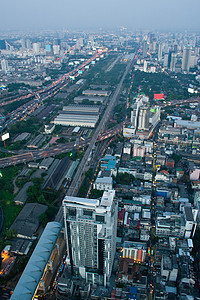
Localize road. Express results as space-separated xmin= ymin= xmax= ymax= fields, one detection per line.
xmin=158 ymin=96 xmax=200 ymax=109
xmin=0 ymin=123 xmax=123 ymax=168
xmin=105 ymin=54 xmax=122 ymax=73
xmin=1 ymin=49 xmax=108 ymax=131
xmin=67 ymin=59 xmax=132 ymax=196
xmin=55 ymin=59 xmax=133 ymax=223
xmin=148 ymin=122 xmax=160 ymax=297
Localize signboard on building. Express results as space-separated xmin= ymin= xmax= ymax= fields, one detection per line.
xmin=1 ymin=133 xmax=9 ymax=141
xmin=154 ymin=93 xmax=164 ymax=100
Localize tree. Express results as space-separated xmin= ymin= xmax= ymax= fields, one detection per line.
xmin=85 ymin=168 xmax=93 ymax=181
xmin=173 ymin=153 xmax=181 ymax=164
xmin=89 ymin=189 xmax=103 ymax=199
xmin=115 ymin=173 xmax=135 ymax=185
xmin=5 ymin=229 xmax=17 ymax=240
xmin=39 ymin=213 xmax=48 ymax=227
xmin=57 ymin=137 xmax=66 ymax=144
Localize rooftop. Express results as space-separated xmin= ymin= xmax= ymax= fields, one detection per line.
xmin=63 ymin=196 xmax=99 ymax=207
xmin=100 ymin=190 xmax=115 ymax=209
xmin=10 ymin=203 xmax=47 ymax=238
xmin=184 ymin=206 xmax=194 ymax=222
xmin=95 ymin=177 xmax=113 ymax=184
xmin=176 ymin=119 xmax=200 ymax=129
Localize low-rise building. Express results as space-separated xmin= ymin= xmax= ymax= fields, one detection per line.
xmin=93 ymin=176 xmax=113 ymax=191
xmin=122 ymin=241 xmax=147 ymax=263
xmin=123 ymin=143 xmax=131 ymax=155
xmin=161 ymin=255 xmax=178 ymax=282
xmin=39 ymin=157 xmax=54 ymax=170
xmin=44 ymin=124 xmax=55 ymax=134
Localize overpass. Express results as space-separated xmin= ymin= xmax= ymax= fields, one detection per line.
xmin=0 ymin=122 xmax=123 ymax=169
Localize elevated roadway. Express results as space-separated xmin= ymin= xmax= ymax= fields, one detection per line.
xmin=2 ymin=49 xmax=108 ymax=130
xmin=0 ymin=123 xmax=123 ymax=168
xmin=55 ymin=59 xmax=133 ymax=223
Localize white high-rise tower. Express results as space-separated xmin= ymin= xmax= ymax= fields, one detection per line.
xmin=1 ymin=59 xmax=9 ymax=73
xmin=138 ymin=106 xmax=150 ymax=130
xmin=63 ymin=190 xmax=118 ymax=286
xmin=32 ymin=42 xmax=40 ymax=54
xmin=182 ymin=46 xmax=192 ymax=72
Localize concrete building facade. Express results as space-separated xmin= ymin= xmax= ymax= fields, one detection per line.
xmin=63 ymin=190 xmax=118 ymax=286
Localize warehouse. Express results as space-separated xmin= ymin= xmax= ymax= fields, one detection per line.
xmin=27 ymin=134 xmax=46 ymax=149
xmin=74 ymin=96 xmax=105 ymax=104
xmin=10 ymin=203 xmax=47 ymax=239
xmin=63 ymin=105 xmax=100 ymax=113
xmin=14 ymin=132 xmax=31 ymax=142
xmin=54 ymin=114 xmax=99 ymax=127
xmin=14 ymin=182 xmax=33 ymax=205
xmin=54 ymin=105 xmax=100 ymax=128
xmin=82 ymin=89 xmax=109 ymax=97
xmin=43 ymin=157 xmax=72 ymax=191
xmin=39 ymin=157 xmax=54 ymax=170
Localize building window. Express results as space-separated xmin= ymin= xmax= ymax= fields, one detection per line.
xmin=96 ymin=215 xmax=105 ymax=223
xmin=83 ymin=209 xmax=93 ymax=216
xmin=68 ymin=208 xmax=76 ymax=216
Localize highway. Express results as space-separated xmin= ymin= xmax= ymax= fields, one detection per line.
xmin=158 ymin=96 xmax=200 ymax=109
xmin=55 ymin=58 xmax=133 ymax=223
xmin=1 ymin=48 xmax=108 ymax=130
xmin=0 ymin=123 xmax=123 ymax=168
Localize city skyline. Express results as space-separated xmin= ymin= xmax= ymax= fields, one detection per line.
xmin=1 ymin=1 xmax=200 ymax=297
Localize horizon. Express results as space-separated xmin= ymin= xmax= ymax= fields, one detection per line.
xmin=1 ymin=0 xmax=200 ymax=32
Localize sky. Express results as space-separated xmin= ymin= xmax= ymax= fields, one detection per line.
xmin=1 ymin=0 xmax=200 ymax=32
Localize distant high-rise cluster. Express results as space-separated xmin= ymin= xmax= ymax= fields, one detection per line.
xmin=124 ymin=95 xmax=160 ymax=139
xmin=140 ymin=32 xmax=199 ymax=73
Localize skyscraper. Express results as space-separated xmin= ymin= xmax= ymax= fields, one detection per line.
xmin=170 ymin=53 xmax=177 ymax=72
xmin=131 ymin=98 xmax=143 ymax=129
xmin=1 ymin=59 xmax=9 ymax=73
xmin=26 ymin=39 xmax=32 ymax=49
xmin=158 ymin=43 xmax=163 ymax=62
xmin=143 ymin=41 xmax=148 ymax=58
xmin=182 ymin=46 xmax=192 ymax=72
xmin=168 ymin=51 xmax=173 ymax=68
xmin=63 ymin=190 xmax=118 ymax=286
xmin=138 ymin=106 xmax=150 ymax=130
xmin=143 ymin=60 xmax=147 ymax=72
xmin=32 ymin=42 xmax=40 ymax=54
xmin=163 ymin=53 xmax=169 ymax=68
xmin=53 ymin=45 xmax=60 ymax=55
xmin=45 ymin=44 xmax=52 ymax=53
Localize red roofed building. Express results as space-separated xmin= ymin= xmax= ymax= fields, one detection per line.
xmin=118 ymin=208 xmax=125 ymax=225
xmin=166 ymin=159 xmax=175 ymax=168
xmin=118 ymin=257 xmax=139 ymax=282
xmin=160 ymin=170 xmax=169 ymax=175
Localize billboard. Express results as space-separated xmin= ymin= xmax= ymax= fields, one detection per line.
xmin=154 ymin=93 xmax=164 ymax=100
xmin=1 ymin=133 xmax=9 ymax=141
